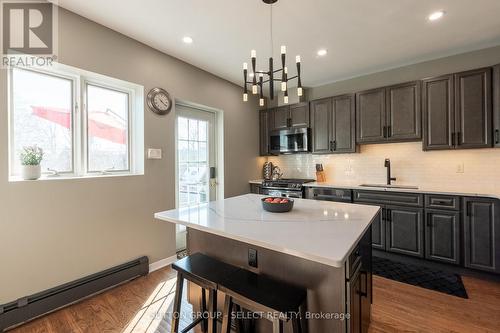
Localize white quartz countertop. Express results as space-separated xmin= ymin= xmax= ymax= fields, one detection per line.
xmin=249 ymin=180 xmax=500 ymax=200
xmin=155 ymin=194 xmax=379 ymax=268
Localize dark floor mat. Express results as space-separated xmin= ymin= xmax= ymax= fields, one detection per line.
xmin=372 ymin=256 xmax=468 ymax=298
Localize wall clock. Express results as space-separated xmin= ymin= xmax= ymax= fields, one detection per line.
xmin=147 ymin=87 xmax=172 ymax=115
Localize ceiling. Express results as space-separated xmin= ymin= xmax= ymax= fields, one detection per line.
xmin=55 ymin=0 xmax=500 ymax=88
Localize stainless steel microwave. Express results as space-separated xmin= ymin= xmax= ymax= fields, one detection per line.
xmin=269 ymin=127 xmax=311 ymax=154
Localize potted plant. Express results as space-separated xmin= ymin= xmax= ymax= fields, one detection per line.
xmin=20 ymin=145 xmax=44 ymax=180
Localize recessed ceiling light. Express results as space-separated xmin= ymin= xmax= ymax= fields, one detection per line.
xmin=317 ymin=49 xmax=327 ymax=57
xmin=182 ymin=36 xmax=193 ymax=44
xmin=428 ymin=11 xmax=445 ymax=21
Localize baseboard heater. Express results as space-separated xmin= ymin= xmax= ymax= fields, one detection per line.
xmin=0 ymin=256 xmax=149 ymax=332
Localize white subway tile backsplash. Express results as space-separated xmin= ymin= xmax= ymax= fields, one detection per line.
xmin=266 ymin=142 xmax=500 ymax=195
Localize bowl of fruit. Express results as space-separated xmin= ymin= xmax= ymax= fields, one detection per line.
xmin=261 ymin=197 xmax=294 ymax=213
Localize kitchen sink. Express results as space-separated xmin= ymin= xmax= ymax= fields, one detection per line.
xmin=359 ymin=184 xmax=419 ymax=190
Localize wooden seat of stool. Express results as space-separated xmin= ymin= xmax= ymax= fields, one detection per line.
xmin=171 ymin=253 xmax=240 ymax=333
xmin=219 ymin=268 xmax=307 ymax=333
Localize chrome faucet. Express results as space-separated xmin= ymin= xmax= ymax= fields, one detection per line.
xmin=384 ymin=159 xmax=397 ymax=185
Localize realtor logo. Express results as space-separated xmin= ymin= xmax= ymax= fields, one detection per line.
xmin=1 ymin=0 xmax=57 ymax=67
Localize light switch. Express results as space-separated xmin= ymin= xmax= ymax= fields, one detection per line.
xmin=147 ymin=148 xmax=162 ymax=159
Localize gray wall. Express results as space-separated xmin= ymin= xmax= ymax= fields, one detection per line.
xmin=0 ymin=8 xmax=261 ymax=303
xmin=309 ymin=45 xmax=500 ymax=99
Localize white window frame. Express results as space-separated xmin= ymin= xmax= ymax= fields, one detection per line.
xmin=8 ymin=63 xmax=144 ymax=181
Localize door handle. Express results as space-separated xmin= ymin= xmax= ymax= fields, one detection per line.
xmin=451 ymin=132 xmax=456 ymax=146
xmin=457 ymin=132 xmax=461 ymax=146
xmin=495 ymin=129 xmax=499 ymax=144
xmin=387 ymin=126 xmax=392 ymax=138
xmin=332 ymin=140 xmax=337 ymax=151
xmin=383 ymin=126 xmax=387 ymax=138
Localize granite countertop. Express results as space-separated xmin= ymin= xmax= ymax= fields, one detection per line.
xmin=249 ymin=180 xmax=500 ymax=200
xmin=155 ymin=194 xmax=380 ymax=268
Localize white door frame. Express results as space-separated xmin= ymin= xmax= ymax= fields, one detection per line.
xmin=174 ymin=100 xmax=224 ymax=209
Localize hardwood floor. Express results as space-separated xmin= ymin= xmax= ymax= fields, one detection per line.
xmin=7 ymin=268 xmax=500 ymax=333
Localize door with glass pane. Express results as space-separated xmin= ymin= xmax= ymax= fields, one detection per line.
xmin=176 ymin=104 xmax=217 ymax=205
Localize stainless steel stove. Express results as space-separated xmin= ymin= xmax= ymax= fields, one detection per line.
xmin=261 ymin=178 xmax=315 ymax=198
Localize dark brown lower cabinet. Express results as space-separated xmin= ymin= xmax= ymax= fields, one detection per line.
xmin=386 ymin=206 xmax=424 ymax=257
xmin=463 ymin=198 xmax=500 ymax=273
xmin=425 ymin=210 xmax=461 ymax=265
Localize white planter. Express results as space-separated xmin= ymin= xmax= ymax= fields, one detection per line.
xmin=21 ymin=164 xmax=41 ymax=180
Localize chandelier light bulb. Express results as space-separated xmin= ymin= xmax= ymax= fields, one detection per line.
xmin=281 ymin=81 xmax=287 ymax=92
xmin=259 ymin=98 xmax=265 ymax=106
xmin=297 ymin=87 xmax=303 ymax=97
xmin=295 ymin=55 xmax=301 ymax=63
xmin=251 ymin=50 xmax=256 ymax=58
xmin=281 ymin=45 xmax=286 ymax=54
xmin=284 ymin=66 xmax=288 ymax=74
xmin=243 ymin=62 xmax=248 ymax=70
xmin=252 ymin=85 xmax=258 ymax=94
xmin=243 ymin=93 xmax=248 ymax=102
xmin=284 ymin=95 xmax=289 ymax=104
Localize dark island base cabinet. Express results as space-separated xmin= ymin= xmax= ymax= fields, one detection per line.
xmin=464 ymin=198 xmax=500 ymax=273
xmin=425 ymin=210 xmax=461 ymax=265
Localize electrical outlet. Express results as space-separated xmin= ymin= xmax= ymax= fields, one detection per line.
xmin=248 ymin=248 xmax=258 ymax=268
xmin=456 ymin=162 xmax=465 ymax=173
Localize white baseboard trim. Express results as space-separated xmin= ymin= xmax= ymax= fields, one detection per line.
xmin=149 ymin=254 xmax=178 ymax=273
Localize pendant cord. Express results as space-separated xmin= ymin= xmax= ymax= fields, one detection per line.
xmin=270 ymin=4 xmax=273 ymax=58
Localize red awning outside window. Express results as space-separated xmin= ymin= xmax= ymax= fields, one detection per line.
xmin=31 ymin=106 xmax=127 ymax=145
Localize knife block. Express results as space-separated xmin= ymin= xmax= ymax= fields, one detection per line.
xmin=316 ymin=170 xmax=326 ymax=183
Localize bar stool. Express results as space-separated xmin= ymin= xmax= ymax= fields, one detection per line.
xmin=219 ymin=268 xmax=307 ymax=333
xmin=171 ymin=253 xmax=240 ymax=333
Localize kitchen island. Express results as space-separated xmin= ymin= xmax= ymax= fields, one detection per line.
xmin=155 ymin=194 xmax=380 ymax=332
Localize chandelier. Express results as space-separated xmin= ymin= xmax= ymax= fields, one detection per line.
xmin=242 ymin=0 xmax=303 ymax=106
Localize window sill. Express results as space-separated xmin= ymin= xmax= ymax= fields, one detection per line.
xmin=8 ymin=172 xmax=144 ymax=182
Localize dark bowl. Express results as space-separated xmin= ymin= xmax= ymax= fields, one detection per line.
xmin=261 ymin=197 xmax=294 ymax=213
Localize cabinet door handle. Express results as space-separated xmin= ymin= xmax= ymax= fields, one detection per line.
xmin=495 ymin=129 xmax=499 ymax=144
xmin=332 ymin=140 xmax=337 ymax=151
xmin=387 ymin=125 xmax=392 ymax=138
xmin=466 ymin=201 xmax=472 ymax=217
xmin=383 ymin=126 xmax=387 ymax=138
xmin=358 ymin=271 xmax=368 ymax=297
xmin=451 ymin=132 xmax=456 ymax=146
xmin=457 ymin=132 xmax=461 ymax=146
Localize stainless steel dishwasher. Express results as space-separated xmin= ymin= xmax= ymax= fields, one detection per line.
xmin=305 ymin=187 xmax=353 ymax=203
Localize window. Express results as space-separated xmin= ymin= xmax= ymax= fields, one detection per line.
xmin=9 ymin=64 xmax=144 ymax=180
xmin=11 ymin=68 xmax=74 ymax=175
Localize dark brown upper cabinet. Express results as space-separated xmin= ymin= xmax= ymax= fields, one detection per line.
xmin=423 ymin=68 xmax=492 ymax=150
xmin=259 ymin=109 xmax=273 ymax=156
xmin=311 ymin=95 xmax=356 ymax=154
xmin=311 ymin=98 xmax=332 ymax=154
xmin=332 ymin=94 xmax=356 ymax=153
xmin=454 ymin=68 xmax=492 ymax=148
xmin=422 ymin=75 xmax=455 ymax=150
xmin=356 ymin=81 xmax=421 ymax=144
xmin=356 ymin=88 xmax=386 ymax=143
xmin=272 ymin=106 xmax=290 ymax=130
xmin=386 ymin=81 xmax=421 ymax=141
xmin=270 ymin=103 xmax=309 ymax=130
xmin=493 ymin=64 xmax=500 ymax=147
xmin=289 ymin=102 xmax=310 ymax=128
